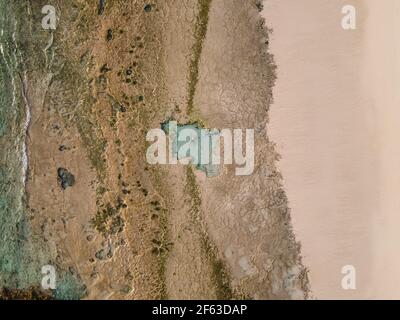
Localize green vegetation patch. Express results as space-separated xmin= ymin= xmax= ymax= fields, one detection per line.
xmin=187 ymin=0 xmax=212 ymax=116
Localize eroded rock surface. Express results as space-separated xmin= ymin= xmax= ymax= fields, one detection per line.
xmin=0 ymin=0 xmax=309 ymax=299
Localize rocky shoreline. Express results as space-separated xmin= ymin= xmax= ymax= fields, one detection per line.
xmin=0 ymin=0 xmax=309 ymax=300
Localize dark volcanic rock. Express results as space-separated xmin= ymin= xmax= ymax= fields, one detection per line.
xmin=58 ymin=145 xmax=67 ymax=151
xmin=57 ymin=168 xmax=75 ymax=189
xmin=106 ymin=29 xmax=113 ymax=41
xmin=98 ymin=0 xmax=106 ymax=15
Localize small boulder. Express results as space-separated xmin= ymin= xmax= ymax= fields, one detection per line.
xmin=57 ymin=168 xmax=75 ymax=189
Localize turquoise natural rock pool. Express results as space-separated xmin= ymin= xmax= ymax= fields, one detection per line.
xmin=161 ymin=120 xmax=220 ymax=177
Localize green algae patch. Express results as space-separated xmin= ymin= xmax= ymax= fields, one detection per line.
xmin=53 ymin=271 xmax=87 ymax=300
xmin=91 ymin=201 xmax=126 ymax=237
xmin=153 ymin=208 xmax=170 ymax=300
xmin=185 ymin=167 xmax=234 ymax=299
xmin=187 ymin=0 xmax=212 ymax=116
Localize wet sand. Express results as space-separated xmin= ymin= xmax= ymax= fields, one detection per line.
xmin=263 ymin=0 xmax=400 ymax=299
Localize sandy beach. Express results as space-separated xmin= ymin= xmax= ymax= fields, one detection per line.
xmin=4 ymin=0 xmax=399 ymax=300
xmin=364 ymin=0 xmax=400 ymax=300
xmin=263 ymin=0 xmax=400 ymax=299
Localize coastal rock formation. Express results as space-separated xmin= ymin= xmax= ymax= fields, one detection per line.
xmin=0 ymin=0 xmax=309 ymax=299
xmin=57 ymin=168 xmax=75 ymax=190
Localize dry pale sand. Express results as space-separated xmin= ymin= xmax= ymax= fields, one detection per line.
xmin=364 ymin=0 xmax=400 ymax=300
xmin=263 ymin=0 xmax=400 ymax=299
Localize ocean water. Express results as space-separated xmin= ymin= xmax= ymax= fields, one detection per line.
xmin=0 ymin=2 xmax=85 ymax=298
xmin=0 ymin=0 xmax=31 ymax=288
